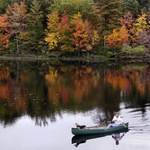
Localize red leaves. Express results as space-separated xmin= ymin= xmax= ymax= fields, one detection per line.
xmin=58 ymin=13 xmax=71 ymax=32
xmin=121 ymin=11 xmax=134 ymax=29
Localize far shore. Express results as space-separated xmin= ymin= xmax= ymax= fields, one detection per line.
xmin=0 ymin=55 xmax=150 ymax=62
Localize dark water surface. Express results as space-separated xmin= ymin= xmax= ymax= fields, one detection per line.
xmin=0 ymin=60 xmax=149 ymax=150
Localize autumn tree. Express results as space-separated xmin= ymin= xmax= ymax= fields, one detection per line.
xmin=121 ymin=11 xmax=134 ymax=30
xmin=45 ymin=10 xmax=59 ymax=51
xmin=137 ymin=30 xmax=150 ymax=46
xmin=58 ymin=13 xmax=74 ymax=53
xmin=0 ymin=14 xmax=9 ymax=52
xmin=134 ymin=13 xmax=148 ymax=35
xmin=121 ymin=11 xmax=135 ymax=44
xmin=128 ymin=12 xmax=149 ymax=45
xmin=129 ymin=23 xmax=137 ymax=44
xmin=6 ymin=0 xmax=27 ymax=54
xmin=22 ymin=0 xmax=44 ymax=54
xmin=105 ymin=25 xmax=129 ymax=51
xmin=71 ymin=13 xmax=93 ymax=57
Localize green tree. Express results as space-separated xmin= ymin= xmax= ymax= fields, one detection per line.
xmin=96 ymin=0 xmax=123 ymax=47
xmin=136 ymin=0 xmax=150 ymax=12
xmin=47 ymin=0 xmax=99 ymax=27
xmin=22 ymin=0 xmax=44 ymax=54
xmin=126 ymin=0 xmax=140 ymax=19
xmin=0 ymin=0 xmax=11 ymax=15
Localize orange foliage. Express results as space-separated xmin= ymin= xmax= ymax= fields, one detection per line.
xmin=72 ymin=17 xmax=92 ymax=52
xmin=104 ymin=66 xmax=150 ymax=96
xmin=104 ymin=70 xmax=132 ymax=95
xmin=0 ymin=14 xmax=9 ymax=51
xmin=59 ymin=86 xmax=70 ymax=105
xmin=45 ymin=66 xmax=99 ymax=105
xmin=0 ymin=64 xmax=28 ymax=112
xmin=105 ymin=25 xmax=129 ymax=49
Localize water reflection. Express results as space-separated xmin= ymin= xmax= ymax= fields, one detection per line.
xmin=0 ymin=61 xmax=149 ymax=128
xmin=112 ymin=131 xmax=128 ymax=145
xmin=72 ymin=129 xmax=129 ymax=147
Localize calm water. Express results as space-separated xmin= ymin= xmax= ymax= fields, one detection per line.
xmin=0 ymin=60 xmax=150 ymax=150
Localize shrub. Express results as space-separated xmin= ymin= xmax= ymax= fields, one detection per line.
xmin=121 ymin=45 xmax=149 ymax=56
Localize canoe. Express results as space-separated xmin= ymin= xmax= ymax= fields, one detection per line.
xmin=72 ymin=128 xmax=129 ymax=144
xmin=71 ymin=123 xmax=129 ymax=135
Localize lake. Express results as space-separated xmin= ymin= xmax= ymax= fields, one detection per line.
xmin=0 ymin=60 xmax=149 ymax=150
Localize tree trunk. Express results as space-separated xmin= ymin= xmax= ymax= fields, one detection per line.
xmin=104 ymin=38 xmax=106 ymax=48
xmin=15 ymin=16 xmax=19 ymax=54
xmin=78 ymin=49 xmax=80 ymax=57
xmin=113 ymin=47 xmax=115 ymax=53
xmin=16 ymin=35 xmax=19 ymax=54
xmin=86 ymin=50 xmax=89 ymax=57
xmin=104 ymin=36 xmax=106 ymax=56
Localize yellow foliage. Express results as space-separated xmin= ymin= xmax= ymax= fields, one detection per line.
xmin=129 ymin=24 xmax=137 ymax=43
xmin=72 ymin=12 xmax=82 ymax=20
xmin=135 ymin=13 xmax=148 ymax=35
xmin=86 ymin=45 xmax=92 ymax=50
xmin=45 ymin=33 xmax=59 ymax=50
xmin=81 ymin=49 xmax=86 ymax=52
xmin=105 ymin=25 xmax=129 ymax=48
xmin=45 ymin=10 xmax=60 ymax=50
xmin=92 ymin=30 xmax=100 ymax=45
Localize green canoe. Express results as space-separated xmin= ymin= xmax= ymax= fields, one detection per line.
xmin=72 ymin=123 xmax=129 ymax=135
xmin=72 ymin=128 xmax=129 ymax=144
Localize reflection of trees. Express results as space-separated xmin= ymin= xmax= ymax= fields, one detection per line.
xmin=45 ymin=64 xmax=121 ymax=126
xmin=45 ymin=65 xmax=100 ymax=105
xmin=0 ymin=61 xmax=150 ymax=127
xmin=0 ymin=62 xmax=26 ymax=126
xmin=104 ymin=65 xmax=150 ymax=115
xmin=93 ymin=78 xmax=121 ymax=125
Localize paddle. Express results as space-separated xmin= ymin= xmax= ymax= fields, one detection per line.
xmin=122 ymin=123 xmax=127 ymax=128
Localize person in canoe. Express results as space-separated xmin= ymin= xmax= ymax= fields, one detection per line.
xmin=106 ymin=112 xmax=127 ymax=129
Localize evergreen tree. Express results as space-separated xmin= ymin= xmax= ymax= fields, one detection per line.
xmin=126 ymin=0 xmax=140 ymax=19
xmin=0 ymin=0 xmax=11 ymax=15
xmin=47 ymin=0 xmax=99 ymax=25
xmin=136 ymin=0 xmax=150 ymax=12
xmin=96 ymin=0 xmax=123 ymax=47
xmin=22 ymin=0 xmax=44 ymax=54
xmin=97 ymin=0 xmax=123 ymax=34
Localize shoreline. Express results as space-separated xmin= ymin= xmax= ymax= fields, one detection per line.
xmin=0 ymin=55 xmax=150 ymax=62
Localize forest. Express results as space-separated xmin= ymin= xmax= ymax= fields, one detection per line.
xmin=0 ymin=0 xmax=150 ymax=58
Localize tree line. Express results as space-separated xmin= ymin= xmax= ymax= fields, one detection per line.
xmin=0 ymin=0 xmax=150 ymax=58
